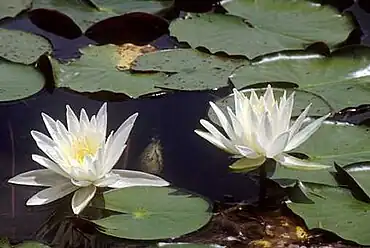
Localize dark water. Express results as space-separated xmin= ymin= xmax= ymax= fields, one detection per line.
xmin=1 ymin=0 xmax=370 ymax=245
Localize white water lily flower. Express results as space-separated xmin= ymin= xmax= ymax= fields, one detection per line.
xmin=195 ymin=85 xmax=331 ymax=171
xmin=8 ymin=103 xmax=169 ymax=214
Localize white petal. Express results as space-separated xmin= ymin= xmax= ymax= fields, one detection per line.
xmin=82 ymin=155 xmax=97 ymax=179
xmin=209 ymin=102 xmax=236 ymax=140
xmin=41 ymin=113 xmax=59 ymax=142
xmin=279 ymin=91 xmax=294 ymax=132
xmin=71 ymin=179 xmax=92 ymax=187
xmin=235 ymin=145 xmax=258 ymax=158
xmin=32 ymin=154 xmax=69 ymax=177
xmin=266 ymin=131 xmax=290 ymax=158
xmin=79 ymin=108 xmax=90 ymax=131
xmin=31 ymin=130 xmax=55 ymax=149
xmin=258 ymin=112 xmax=273 ymax=148
xmin=102 ymin=144 xmax=126 ymax=175
xmin=108 ymin=169 xmax=169 ymax=188
xmin=26 ymin=182 xmax=78 ymax=206
xmin=90 ymin=115 xmax=97 ymax=128
xmin=103 ymin=113 xmax=138 ymax=174
xmin=194 ymin=130 xmax=232 ymax=152
xmin=263 ymin=84 xmax=275 ymax=108
xmin=71 ymin=185 xmax=96 ymax=214
xmin=289 ymin=103 xmax=311 ymax=137
xmin=233 ymin=88 xmax=245 ymax=118
xmin=96 ymin=103 xmax=107 ymax=138
xmin=31 ymin=131 xmax=65 ymax=166
xmin=275 ymin=153 xmax=331 ymax=170
xmin=285 ymin=113 xmax=330 ymax=151
xmin=66 ymin=105 xmax=80 ymax=134
xmin=8 ymin=169 xmax=69 ymax=187
xmin=199 ymin=119 xmax=237 ymax=153
xmin=249 ymin=103 xmax=260 ymax=132
xmin=94 ymin=173 xmax=120 ymax=187
xmin=249 ymin=90 xmax=259 ymax=108
xmin=227 ymin=107 xmax=242 ymax=135
xmin=55 ymin=120 xmax=71 ymax=146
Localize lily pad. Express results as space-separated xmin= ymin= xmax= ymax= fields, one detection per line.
xmin=338 ymin=163 xmax=370 ymax=200
xmin=0 ymin=237 xmax=50 ymax=248
xmin=288 ymin=183 xmax=370 ymax=245
xmin=51 ymin=44 xmax=168 ymax=98
xmin=170 ymin=0 xmax=352 ymax=58
xmin=133 ymin=48 xmax=248 ymax=90
xmin=91 ymin=186 xmax=212 ymax=240
xmin=230 ymin=47 xmax=370 ymax=112
xmin=0 ymin=59 xmax=45 ymax=102
xmin=32 ymin=0 xmax=173 ymax=31
xmin=0 ymin=29 xmax=52 ymax=64
xmin=87 ymin=0 xmax=173 ymax=13
xmin=272 ymin=121 xmax=370 ymax=186
xmin=0 ymin=0 xmax=31 ymax=20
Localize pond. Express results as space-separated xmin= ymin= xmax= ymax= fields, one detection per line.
xmin=1 ymin=0 xmax=370 ymax=247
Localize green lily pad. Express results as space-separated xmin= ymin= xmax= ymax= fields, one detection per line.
xmin=133 ymin=48 xmax=248 ymax=90
xmin=51 ymin=44 xmax=169 ymax=98
xmin=338 ymin=163 xmax=370 ymax=201
xmin=0 ymin=237 xmax=50 ymax=248
xmin=32 ymin=0 xmax=172 ymax=31
xmin=0 ymin=29 xmax=52 ymax=64
xmin=272 ymin=121 xmax=370 ymax=186
xmin=0 ymin=59 xmax=45 ymax=102
xmin=230 ymin=47 xmax=370 ymax=112
xmin=87 ymin=0 xmax=173 ymax=13
xmin=91 ymin=186 xmax=212 ymax=240
xmin=170 ymin=0 xmax=352 ymax=58
xmin=0 ymin=0 xmax=31 ymax=20
xmin=288 ymin=183 xmax=370 ymax=245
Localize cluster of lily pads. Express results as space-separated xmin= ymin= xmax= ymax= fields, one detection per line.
xmin=2 ymin=0 xmax=370 ymax=247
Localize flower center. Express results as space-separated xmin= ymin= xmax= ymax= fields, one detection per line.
xmin=71 ymin=136 xmax=100 ymax=164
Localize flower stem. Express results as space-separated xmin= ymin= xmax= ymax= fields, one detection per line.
xmin=259 ymin=161 xmax=267 ymax=207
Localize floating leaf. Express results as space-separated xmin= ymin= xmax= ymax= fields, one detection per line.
xmin=230 ymin=47 xmax=370 ymax=112
xmin=28 ymin=9 xmax=83 ymax=39
xmin=272 ymin=121 xmax=370 ymax=186
xmin=14 ymin=242 xmax=50 ymax=248
xmin=0 ymin=59 xmax=45 ymax=102
xmin=170 ymin=0 xmax=352 ymax=58
xmin=0 ymin=0 xmax=31 ymax=20
xmin=87 ymin=0 xmax=173 ymax=14
xmin=32 ymin=0 xmax=172 ymax=31
xmin=91 ymin=186 xmax=212 ymax=240
xmin=51 ymin=45 xmax=168 ymax=98
xmin=338 ymin=163 xmax=370 ymax=201
xmin=85 ymin=13 xmax=169 ymax=45
xmin=0 ymin=238 xmax=50 ymax=248
xmin=133 ymin=48 xmax=248 ymax=90
xmin=0 ymin=29 xmax=52 ymax=64
xmin=288 ymin=183 xmax=370 ymax=245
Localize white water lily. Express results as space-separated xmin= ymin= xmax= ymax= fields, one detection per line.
xmin=195 ymin=85 xmax=331 ymax=171
xmin=8 ymin=103 xmax=169 ymax=214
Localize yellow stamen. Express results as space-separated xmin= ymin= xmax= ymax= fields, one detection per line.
xmin=71 ymin=136 xmax=99 ymax=164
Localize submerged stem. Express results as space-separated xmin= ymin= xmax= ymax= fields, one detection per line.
xmin=259 ymin=161 xmax=267 ymax=207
